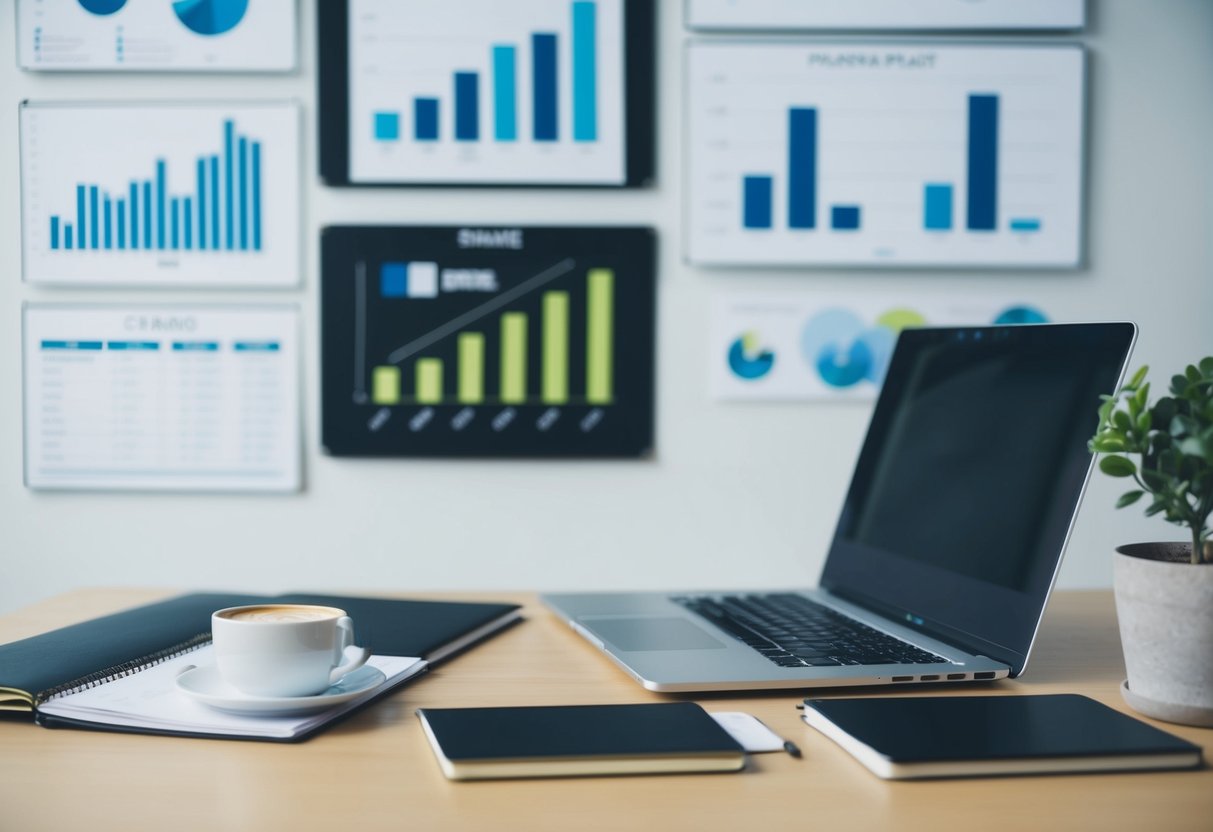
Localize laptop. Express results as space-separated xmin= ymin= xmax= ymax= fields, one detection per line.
xmin=543 ymin=322 xmax=1137 ymax=692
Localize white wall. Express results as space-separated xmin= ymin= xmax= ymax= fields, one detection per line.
xmin=2 ymin=1 xmax=1211 ymax=614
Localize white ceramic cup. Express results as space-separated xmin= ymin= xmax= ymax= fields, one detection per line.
xmin=211 ymin=604 xmax=372 ymax=698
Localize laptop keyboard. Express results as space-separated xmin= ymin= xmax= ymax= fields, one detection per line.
xmin=673 ymin=593 xmax=950 ymax=668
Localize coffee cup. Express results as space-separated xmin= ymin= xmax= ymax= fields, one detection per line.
xmin=211 ymin=604 xmax=372 ymax=698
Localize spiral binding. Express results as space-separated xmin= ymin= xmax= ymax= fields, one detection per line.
xmin=37 ymin=632 xmax=212 ymax=705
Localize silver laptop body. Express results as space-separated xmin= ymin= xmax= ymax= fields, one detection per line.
xmin=544 ymin=323 xmax=1137 ymax=692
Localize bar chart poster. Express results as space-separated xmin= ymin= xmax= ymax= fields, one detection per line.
xmin=17 ymin=0 xmax=298 ymax=71
xmin=711 ymin=293 xmax=1051 ymax=401
xmin=685 ymin=0 xmax=1084 ymax=31
xmin=321 ymin=0 xmax=655 ymax=186
xmin=23 ymin=304 xmax=301 ymax=492
xmin=686 ymin=43 xmax=1084 ymax=268
xmin=20 ymin=101 xmax=300 ymax=287
xmin=321 ymin=226 xmax=655 ymax=457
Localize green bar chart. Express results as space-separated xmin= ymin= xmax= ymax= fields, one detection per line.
xmin=321 ymin=226 xmax=655 ymax=457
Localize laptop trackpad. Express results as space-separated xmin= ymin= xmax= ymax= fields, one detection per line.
xmin=581 ymin=617 xmax=726 ymax=651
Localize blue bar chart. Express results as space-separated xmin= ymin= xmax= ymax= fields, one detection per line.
xmin=688 ymin=43 xmax=1084 ymax=267
xmin=347 ymin=0 xmax=626 ymax=185
xmin=20 ymin=101 xmax=300 ymax=286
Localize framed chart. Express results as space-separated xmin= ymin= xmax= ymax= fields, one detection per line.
xmin=318 ymin=0 xmax=655 ymax=187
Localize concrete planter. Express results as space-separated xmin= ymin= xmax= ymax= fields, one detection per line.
xmin=1114 ymin=543 xmax=1213 ymax=727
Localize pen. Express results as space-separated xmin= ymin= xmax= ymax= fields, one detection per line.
xmin=783 ymin=739 xmax=802 ymax=758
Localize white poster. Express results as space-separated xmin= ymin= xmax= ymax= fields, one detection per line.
xmin=21 ymin=101 xmax=301 ymax=288
xmin=24 ymin=305 xmax=302 ymax=492
xmin=685 ymin=0 xmax=1084 ymax=32
xmin=686 ymin=42 xmax=1084 ymax=268
xmin=712 ymin=294 xmax=1051 ymax=401
xmin=17 ymin=0 xmax=298 ymax=71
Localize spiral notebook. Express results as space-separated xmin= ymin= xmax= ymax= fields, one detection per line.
xmin=0 ymin=591 xmax=521 ymax=741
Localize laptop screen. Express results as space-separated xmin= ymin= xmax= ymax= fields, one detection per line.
xmin=820 ymin=323 xmax=1136 ymax=674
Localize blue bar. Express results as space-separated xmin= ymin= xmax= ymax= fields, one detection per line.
xmin=966 ymin=94 xmax=998 ymax=231
xmin=381 ymin=263 xmax=408 ymax=298
xmin=171 ymin=197 xmax=180 ymax=250
xmin=156 ymin=160 xmax=166 ymax=250
xmin=129 ymin=182 xmax=139 ymax=249
xmin=107 ymin=341 xmax=160 ymax=351
xmin=924 ymin=183 xmax=953 ymax=230
xmin=197 ymin=158 xmax=206 ymax=251
xmin=414 ymin=98 xmax=439 ymax=141
xmin=373 ymin=111 xmax=399 ymax=141
xmin=1009 ymin=218 xmax=1042 ymax=232
xmin=234 ymin=341 xmax=281 ymax=352
xmin=42 ymin=340 xmax=102 ymax=351
xmin=65 ymin=224 xmax=73 ymax=250
xmin=89 ymin=185 xmax=99 ymax=249
xmin=239 ymin=136 xmax=249 ymax=250
xmin=143 ymin=181 xmax=152 ymax=251
xmin=116 ymin=198 xmax=125 ymax=249
xmin=455 ymin=72 xmax=479 ymax=141
xmin=209 ymin=156 xmax=220 ymax=250
xmin=103 ymin=196 xmax=112 ymax=249
xmin=183 ymin=197 xmax=192 ymax=250
xmin=788 ymin=107 xmax=817 ymax=229
xmin=572 ymin=2 xmax=596 ymax=141
xmin=50 ymin=216 xmax=60 ymax=250
xmin=493 ymin=46 xmax=517 ymax=141
xmin=532 ymin=33 xmax=557 ymax=141
xmin=172 ymin=341 xmax=220 ymax=351
xmin=831 ymin=205 xmax=861 ymax=230
xmin=252 ymin=142 xmax=261 ymax=251
xmin=224 ymin=119 xmax=234 ymax=250
xmin=743 ymin=176 xmax=773 ymax=229
xmin=76 ymin=185 xmax=86 ymax=244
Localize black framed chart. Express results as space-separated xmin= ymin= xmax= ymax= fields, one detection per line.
xmin=321 ymin=226 xmax=656 ymax=457
xmin=317 ymin=0 xmax=655 ymax=188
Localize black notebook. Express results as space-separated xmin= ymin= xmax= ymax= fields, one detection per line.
xmin=0 ymin=591 xmax=521 ymax=741
xmin=802 ymin=694 xmax=1202 ymax=779
xmin=417 ymin=702 xmax=747 ymax=780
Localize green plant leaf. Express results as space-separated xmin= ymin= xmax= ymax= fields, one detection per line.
xmin=1187 ymin=365 xmax=1202 ymax=384
xmin=1152 ymin=397 xmax=1177 ymax=425
xmin=1113 ymin=410 xmax=1132 ymax=431
xmin=1128 ymin=365 xmax=1149 ymax=388
xmin=1099 ymin=456 xmax=1137 ymax=478
xmin=1116 ymin=490 xmax=1145 ymax=508
xmin=1172 ymin=375 xmax=1189 ymax=395
xmin=1136 ymin=411 xmax=1152 ymax=432
xmin=1200 ymin=357 xmax=1213 ymax=378
xmin=1091 ymin=436 xmax=1127 ymax=453
xmin=1179 ymin=437 xmax=1206 ymax=459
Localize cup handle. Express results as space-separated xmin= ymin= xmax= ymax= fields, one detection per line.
xmin=329 ymin=616 xmax=371 ymax=685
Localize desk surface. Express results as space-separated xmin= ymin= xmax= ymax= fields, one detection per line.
xmin=1 ymin=588 xmax=1210 ymax=832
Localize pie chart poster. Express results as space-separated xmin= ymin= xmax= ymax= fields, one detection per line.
xmin=321 ymin=226 xmax=656 ymax=457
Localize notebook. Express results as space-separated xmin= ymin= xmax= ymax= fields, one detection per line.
xmin=416 ymin=702 xmax=747 ymax=780
xmin=0 ymin=591 xmax=521 ymax=741
xmin=543 ymin=323 xmax=1138 ymax=692
xmin=801 ymin=694 xmax=1203 ymax=779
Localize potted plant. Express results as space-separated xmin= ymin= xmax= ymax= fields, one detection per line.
xmin=1089 ymin=358 xmax=1213 ymax=727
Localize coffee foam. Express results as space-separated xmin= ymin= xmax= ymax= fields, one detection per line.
xmin=219 ymin=605 xmax=338 ymax=623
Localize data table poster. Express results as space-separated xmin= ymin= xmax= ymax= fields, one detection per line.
xmin=23 ymin=305 xmax=302 ymax=492
xmin=20 ymin=101 xmax=301 ymax=287
xmin=685 ymin=42 xmax=1084 ymax=268
xmin=318 ymin=0 xmax=655 ymax=187
xmin=321 ymin=226 xmax=656 ymax=457
xmin=17 ymin=0 xmax=298 ymax=72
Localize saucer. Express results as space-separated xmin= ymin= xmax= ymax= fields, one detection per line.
xmin=175 ymin=664 xmax=386 ymax=716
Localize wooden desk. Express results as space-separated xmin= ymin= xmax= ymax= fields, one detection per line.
xmin=1 ymin=589 xmax=1209 ymax=832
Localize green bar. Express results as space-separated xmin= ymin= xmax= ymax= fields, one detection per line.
xmin=458 ymin=333 xmax=485 ymax=404
xmin=416 ymin=358 xmax=443 ymax=404
xmin=586 ymin=268 xmax=614 ymax=404
xmin=500 ymin=312 xmax=527 ymax=404
xmin=371 ymin=366 xmax=401 ymax=405
xmin=542 ymin=291 xmax=569 ymax=404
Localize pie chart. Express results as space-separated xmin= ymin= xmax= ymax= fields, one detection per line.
xmin=173 ymin=0 xmax=249 ymax=36
xmin=727 ymin=332 xmax=775 ymax=380
xmin=993 ymin=305 xmax=1049 ymax=325
xmin=78 ymin=0 xmax=127 ymax=14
